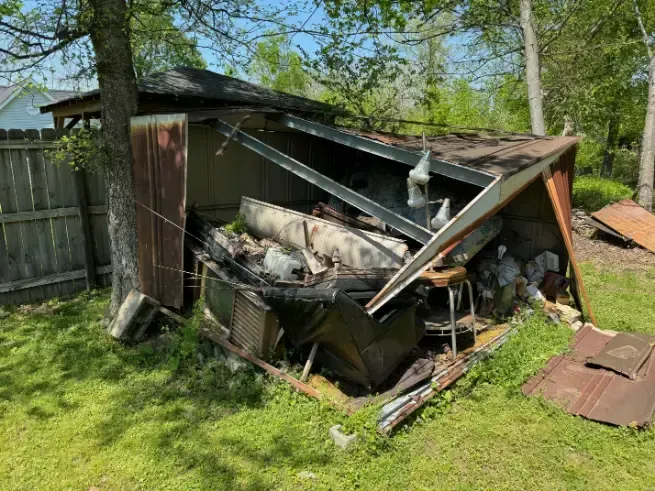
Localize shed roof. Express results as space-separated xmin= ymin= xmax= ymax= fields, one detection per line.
xmin=40 ymin=67 xmax=340 ymax=116
xmin=343 ymin=128 xmax=580 ymax=178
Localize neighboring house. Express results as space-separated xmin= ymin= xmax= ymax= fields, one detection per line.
xmin=0 ymin=82 xmax=78 ymax=129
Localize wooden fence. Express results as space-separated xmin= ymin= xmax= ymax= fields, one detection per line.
xmin=0 ymin=128 xmax=111 ymax=305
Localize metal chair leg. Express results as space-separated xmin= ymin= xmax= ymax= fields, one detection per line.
xmin=456 ymin=283 xmax=464 ymax=310
xmin=448 ymin=286 xmax=457 ymax=358
xmin=465 ymin=279 xmax=476 ymax=344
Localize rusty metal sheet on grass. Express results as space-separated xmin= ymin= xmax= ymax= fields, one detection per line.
xmin=522 ymin=326 xmax=655 ymax=427
xmin=589 ymin=332 xmax=655 ymax=380
xmin=592 ymin=200 xmax=655 ymax=253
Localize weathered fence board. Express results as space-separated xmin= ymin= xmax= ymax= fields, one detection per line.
xmin=0 ymin=129 xmax=112 ymax=304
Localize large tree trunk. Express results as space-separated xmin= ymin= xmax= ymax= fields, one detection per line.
xmin=601 ymin=115 xmax=619 ymax=178
xmin=520 ymin=0 xmax=546 ymax=136
xmin=89 ymin=0 xmax=140 ymax=316
xmin=637 ymin=59 xmax=655 ymax=211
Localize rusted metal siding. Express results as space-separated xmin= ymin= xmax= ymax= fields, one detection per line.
xmin=131 ymin=113 xmax=188 ymax=309
xmin=592 ymin=200 xmax=655 ymax=253
xmin=542 ymin=148 xmax=596 ymax=323
xmin=186 ymin=124 xmax=332 ymax=222
xmin=523 ymin=324 xmax=655 ymax=427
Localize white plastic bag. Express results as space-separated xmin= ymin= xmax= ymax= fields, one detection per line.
xmin=407 ymin=179 xmax=426 ymax=208
xmin=431 ymin=198 xmax=451 ymax=229
xmin=408 ymin=150 xmax=431 ymax=185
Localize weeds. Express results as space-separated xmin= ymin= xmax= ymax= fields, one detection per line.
xmin=572 ymin=176 xmax=633 ymax=212
xmin=225 ymin=213 xmax=248 ymax=235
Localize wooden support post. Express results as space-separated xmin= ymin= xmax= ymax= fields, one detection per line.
xmin=65 ymin=116 xmax=81 ymax=129
xmin=73 ymin=170 xmax=97 ymax=290
xmin=301 ymin=342 xmax=319 ymax=382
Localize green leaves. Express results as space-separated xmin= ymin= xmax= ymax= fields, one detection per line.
xmin=45 ymin=128 xmax=107 ymax=173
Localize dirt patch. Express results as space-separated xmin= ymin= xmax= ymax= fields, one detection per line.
xmin=572 ymin=209 xmax=655 ymax=271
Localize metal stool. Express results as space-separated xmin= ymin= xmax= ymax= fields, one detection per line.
xmin=419 ymin=266 xmax=476 ymax=357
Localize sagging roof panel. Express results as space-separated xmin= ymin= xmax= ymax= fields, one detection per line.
xmin=343 ymin=128 xmax=580 ymax=177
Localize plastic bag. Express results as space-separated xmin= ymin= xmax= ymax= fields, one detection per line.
xmin=431 ymin=198 xmax=451 ymax=229
xmin=407 ymin=179 xmax=426 ymax=208
xmin=408 ymin=150 xmax=431 ymax=185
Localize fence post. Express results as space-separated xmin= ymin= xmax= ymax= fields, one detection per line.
xmin=74 ymin=169 xmax=97 ymax=290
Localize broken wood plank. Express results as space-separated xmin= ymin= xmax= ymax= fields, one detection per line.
xmin=158 ymin=306 xmax=185 ymax=324
xmin=200 ymin=328 xmax=322 ymax=399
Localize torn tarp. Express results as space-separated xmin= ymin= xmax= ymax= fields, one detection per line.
xmin=260 ymin=288 xmax=423 ymax=389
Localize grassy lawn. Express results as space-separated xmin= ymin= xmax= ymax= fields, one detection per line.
xmin=1 ymin=262 xmax=655 ymax=490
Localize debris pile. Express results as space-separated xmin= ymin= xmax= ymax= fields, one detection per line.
xmin=474 ymin=248 xmax=577 ymax=320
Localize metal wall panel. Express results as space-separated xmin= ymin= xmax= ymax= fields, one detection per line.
xmin=498 ymin=178 xmax=567 ymax=264
xmin=132 ymin=113 xmax=188 ymax=309
xmin=186 ymin=124 xmax=330 ymax=222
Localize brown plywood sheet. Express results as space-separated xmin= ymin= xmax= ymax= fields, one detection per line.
xmin=589 ymin=332 xmax=655 ymax=379
xmin=592 ymin=200 xmax=655 ymax=253
xmin=522 ymin=326 xmax=655 ymax=427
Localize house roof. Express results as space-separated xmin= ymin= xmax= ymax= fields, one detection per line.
xmin=0 ymin=82 xmax=79 ymax=111
xmin=40 ymin=67 xmax=342 ymax=115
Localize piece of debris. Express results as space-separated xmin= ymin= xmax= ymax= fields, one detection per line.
xmin=591 ymin=200 xmax=655 ymax=253
xmin=240 ymin=197 xmax=409 ymax=270
xmin=297 ymin=471 xmax=318 ymax=480
xmin=108 ymin=289 xmax=161 ymax=341
xmin=588 ymin=332 xmax=654 ymax=380
xmin=329 ymin=424 xmax=357 ymax=449
xmin=522 ymin=324 xmax=655 ymax=427
xmin=546 ymin=301 xmax=582 ymax=326
xmin=570 ymin=320 xmax=583 ymax=331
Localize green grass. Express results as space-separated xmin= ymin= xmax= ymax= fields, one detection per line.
xmin=1 ymin=263 xmax=655 ymax=490
xmin=572 ymin=176 xmax=633 ymax=213
xmin=580 ymin=263 xmax=655 ymax=334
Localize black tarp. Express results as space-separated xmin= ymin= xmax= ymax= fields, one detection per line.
xmin=261 ymin=288 xmax=423 ymax=389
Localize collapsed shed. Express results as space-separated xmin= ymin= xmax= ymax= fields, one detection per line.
xmin=42 ymin=67 xmax=595 ymax=427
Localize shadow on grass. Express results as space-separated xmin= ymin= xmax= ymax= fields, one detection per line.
xmin=0 ymin=294 xmax=337 ymax=489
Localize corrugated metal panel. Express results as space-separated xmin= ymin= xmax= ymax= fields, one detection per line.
xmin=131 ymin=113 xmax=187 ymax=308
xmin=239 ymin=196 xmax=409 ymax=269
xmin=592 ymin=200 xmax=655 ymax=253
xmin=542 ymin=149 xmax=596 ymax=323
xmin=589 ymin=332 xmax=654 ymax=379
xmin=186 ymin=125 xmax=330 ymax=222
xmin=522 ymin=325 xmax=655 ymax=427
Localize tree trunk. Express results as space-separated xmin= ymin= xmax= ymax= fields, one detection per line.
xmin=89 ymin=0 xmax=140 ymax=316
xmin=601 ymin=115 xmax=619 ymax=178
xmin=637 ymin=59 xmax=655 ymax=211
xmin=520 ymin=0 xmax=546 ymax=136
